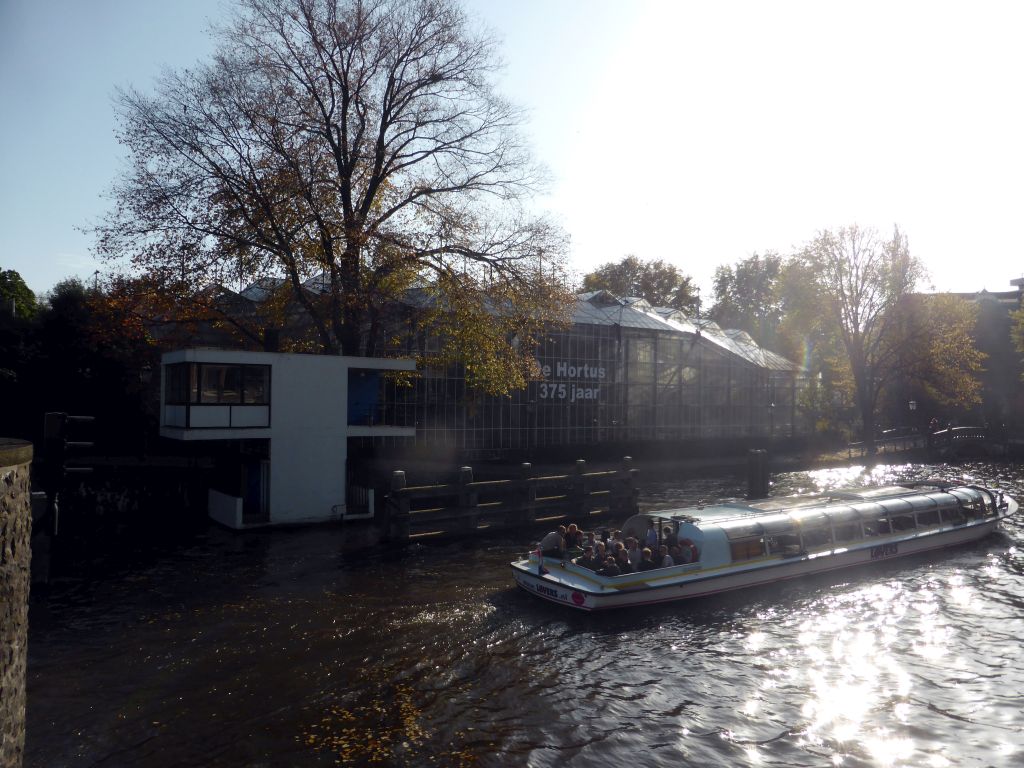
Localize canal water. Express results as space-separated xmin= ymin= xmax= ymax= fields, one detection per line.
xmin=24 ymin=461 xmax=1024 ymax=767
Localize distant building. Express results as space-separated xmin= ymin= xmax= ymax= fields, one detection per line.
xmin=930 ymin=279 xmax=1023 ymax=428
xmin=157 ymin=287 xmax=804 ymax=526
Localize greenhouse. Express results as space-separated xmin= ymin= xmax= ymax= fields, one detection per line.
xmin=376 ymin=290 xmax=802 ymax=456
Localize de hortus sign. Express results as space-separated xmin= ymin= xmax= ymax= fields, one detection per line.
xmin=537 ymin=360 xmax=606 ymax=403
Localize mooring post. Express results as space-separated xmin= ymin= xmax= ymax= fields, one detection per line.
xmin=572 ymin=459 xmax=588 ymax=519
xmin=458 ymin=466 xmax=478 ymax=535
xmin=747 ymin=449 xmax=769 ymax=499
xmin=621 ymin=455 xmax=639 ymax=515
xmin=520 ymin=462 xmax=536 ymax=527
xmin=388 ymin=470 xmax=410 ymax=543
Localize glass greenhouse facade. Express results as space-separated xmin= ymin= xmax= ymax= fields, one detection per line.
xmin=378 ymin=291 xmax=801 ymax=456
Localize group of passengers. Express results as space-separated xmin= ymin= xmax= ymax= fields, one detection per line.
xmin=538 ymin=522 xmax=699 ymax=577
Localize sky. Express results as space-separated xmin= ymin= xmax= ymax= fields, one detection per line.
xmin=2 ymin=0 xmax=1024 ymax=299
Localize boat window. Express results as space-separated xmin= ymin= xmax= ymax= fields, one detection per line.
xmin=730 ymin=538 xmax=765 ymax=562
xmin=758 ymin=515 xmax=795 ymax=534
xmin=719 ymin=521 xmax=765 ymax=540
xmin=878 ymin=498 xmax=913 ymax=515
xmin=790 ymin=510 xmax=829 ymax=527
xmin=801 ymin=525 xmax=832 ymax=550
xmin=825 ymin=505 xmax=859 ymax=523
xmin=950 ymin=490 xmax=987 ymax=519
xmin=861 ymin=509 xmax=892 ymax=537
xmin=969 ymin=489 xmax=998 ymax=518
xmin=940 ymin=504 xmax=967 ymax=525
xmin=855 ymin=503 xmax=886 ymax=536
xmin=889 ymin=513 xmax=917 ymax=532
xmin=823 ymin=505 xmax=860 ymax=543
xmin=832 ymin=520 xmax=862 ymax=543
xmin=765 ymin=531 xmax=802 ymax=556
xmin=897 ymin=495 xmax=939 ymax=528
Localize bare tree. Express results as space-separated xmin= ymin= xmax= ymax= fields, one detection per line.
xmin=96 ymin=0 xmax=570 ymax=392
xmin=800 ymin=224 xmax=926 ymax=450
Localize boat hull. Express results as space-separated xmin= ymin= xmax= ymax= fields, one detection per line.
xmin=512 ymin=515 xmax=1008 ymax=612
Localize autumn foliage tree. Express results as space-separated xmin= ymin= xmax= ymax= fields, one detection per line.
xmin=898 ymin=294 xmax=984 ymax=409
xmin=96 ymin=0 xmax=572 ymax=394
xmin=581 ymin=255 xmax=696 ymax=311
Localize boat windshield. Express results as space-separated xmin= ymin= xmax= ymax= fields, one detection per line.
xmin=950 ymin=487 xmax=994 ymax=517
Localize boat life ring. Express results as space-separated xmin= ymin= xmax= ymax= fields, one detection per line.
xmin=679 ymin=538 xmax=699 ymax=563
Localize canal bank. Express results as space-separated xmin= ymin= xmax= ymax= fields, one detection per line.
xmin=29 ymin=434 xmax=936 ymax=559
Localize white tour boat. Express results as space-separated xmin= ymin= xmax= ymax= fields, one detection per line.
xmin=511 ymin=483 xmax=1017 ymax=611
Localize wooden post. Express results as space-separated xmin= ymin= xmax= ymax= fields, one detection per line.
xmin=388 ymin=470 xmax=410 ymax=543
xmin=746 ymin=449 xmax=769 ymax=499
xmin=572 ymin=459 xmax=588 ymax=519
xmin=619 ymin=456 xmax=639 ymax=516
xmin=520 ymin=462 xmax=536 ymax=527
xmin=458 ymin=466 xmax=478 ymax=535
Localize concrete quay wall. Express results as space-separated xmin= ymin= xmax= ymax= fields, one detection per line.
xmin=0 ymin=439 xmax=32 ymax=768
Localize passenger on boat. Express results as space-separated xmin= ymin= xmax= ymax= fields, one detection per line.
xmin=644 ymin=521 xmax=659 ymax=549
xmin=663 ymin=526 xmax=678 ymax=548
xmin=539 ymin=526 xmax=566 ymax=558
xmin=574 ymin=546 xmax=600 ymax=570
xmin=616 ymin=548 xmax=635 ymax=573
xmin=583 ymin=531 xmax=598 ymax=551
xmin=597 ymin=556 xmax=621 ymax=577
xmin=659 ymin=545 xmax=675 ymax=568
xmin=626 ymin=537 xmax=643 ymax=569
xmin=607 ymin=530 xmax=623 ymax=551
xmin=594 ymin=541 xmax=608 ymax=562
xmin=565 ymin=523 xmax=584 ymax=549
xmin=636 ymin=548 xmax=657 ymax=571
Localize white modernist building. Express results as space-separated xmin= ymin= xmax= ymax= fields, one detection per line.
xmin=160 ymin=348 xmax=416 ymax=528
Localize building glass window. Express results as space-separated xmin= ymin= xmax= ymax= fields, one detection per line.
xmin=165 ymin=363 xmax=190 ymax=405
xmin=166 ymin=363 xmax=271 ymax=405
xmin=243 ymin=366 xmax=270 ymax=404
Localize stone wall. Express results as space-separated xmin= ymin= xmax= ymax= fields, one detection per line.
xmin=0 ymin=439 xmax=32 ymax=768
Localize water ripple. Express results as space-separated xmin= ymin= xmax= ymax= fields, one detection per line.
xmin=24 ymin=460 xmax=1024 ymax=767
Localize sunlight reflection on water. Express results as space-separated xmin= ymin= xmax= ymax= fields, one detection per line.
xmin=24 ymin=460 xmax=1024 ymax=767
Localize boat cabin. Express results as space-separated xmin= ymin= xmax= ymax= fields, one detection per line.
xmin=622 ymin=486 xmax=1001 ymax=571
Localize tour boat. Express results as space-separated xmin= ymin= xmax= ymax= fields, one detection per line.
xmin=511 ymin=483 xmax=1018 ymax=611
